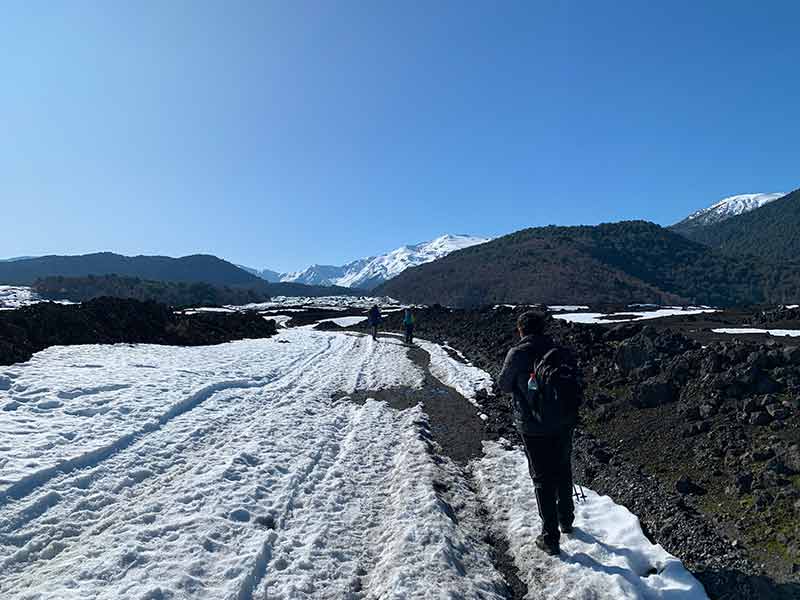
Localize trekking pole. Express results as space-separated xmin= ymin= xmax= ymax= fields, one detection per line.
xmin=573 ymin=483 xmax=587 ymax=503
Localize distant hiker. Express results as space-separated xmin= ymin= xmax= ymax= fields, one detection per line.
xmin=368 ymin=305 xmax=382 ymax=340
xmin=498 ymin=311 xmax=582 ymax=556
xmin=403 ymin=308 xmax=415 ymax=344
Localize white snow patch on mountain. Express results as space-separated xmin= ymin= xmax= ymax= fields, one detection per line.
xmin=676 ymin=192 xmax=785 ymax=229
xmin=280 ymin=234 xmax=490 ymax=290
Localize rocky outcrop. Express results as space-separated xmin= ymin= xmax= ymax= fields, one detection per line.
xmin=0 ymin=297 xmax=277 ymax=366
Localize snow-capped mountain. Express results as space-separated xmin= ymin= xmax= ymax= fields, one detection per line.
xmin=673 ymin=192 xmax=785 ymax=232
xmin=279 ymin=234 xmax=490 ymax=290
xmin=236 ymin=265 xmax=282 ymax=282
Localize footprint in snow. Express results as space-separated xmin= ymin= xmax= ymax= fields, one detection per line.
xmin=229 ymin=508 xmax=250 ymax=522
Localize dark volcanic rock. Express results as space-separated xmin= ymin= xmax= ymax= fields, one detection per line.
xmin=683 ymin=421 xmax=710 ymax=438
xmin=0 ymin=297 xmax=277 ymax=366
xmin=784 ymin=445 xmax=800 ymax=474
xmin=676 ymin=476 xmax=707 ymax=496
xmin=615 ymin=335 xmax=656 ymax=374
xmin=748 ymin=411 xmax=773 ymax=426
xmin=631 ymin=379 xmax=675 ymax=408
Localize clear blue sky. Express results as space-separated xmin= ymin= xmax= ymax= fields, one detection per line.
xmin=2 ymin=1 xmax=798 ymax=272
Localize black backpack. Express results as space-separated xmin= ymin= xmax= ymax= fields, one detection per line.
xmin=525 ymin=347 xmax=582 ymax=431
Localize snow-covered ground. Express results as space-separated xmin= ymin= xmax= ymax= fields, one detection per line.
xmin=317 ymin=315 xmax=368 ymax=327
xmin=416 ymin=339 xmax=493 ymax=407
xmin=265 ymin=314 xmax=293 ymax=328
xmin=555 ymin=307 xmax=717 ymax=324
xmin=0 ymin=329 xmax=706 ymax=599
xmin=548 ymin=305 xmax=590 ymax=312
xmin=493 ymin=305 xmax=592 ymax=312
xmin=179 ymin=307 xmax=237 ymax=315
xmin=0 ymin=286 xmax=74 ymax=310
xmin=473 ymin=442 xmax=708 ymax=599
xmin=229 ymin=296 xmax=399 ymax=311
xmin=0 ymin=286 xmax=37 ymax=310
xmin=712 ymin=328 xmax=800 ymax=338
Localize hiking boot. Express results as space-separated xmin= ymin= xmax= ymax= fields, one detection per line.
xmin=535 ymin=534 xmax=560 ymax=556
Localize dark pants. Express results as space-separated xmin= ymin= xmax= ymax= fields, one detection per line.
xmin=404 ymin=324 xmax=414 ymax=344
xmin=371 ymin=324 xmax=378 ymax=339
xmin=521 ymin=428 xmax=575 ymax=544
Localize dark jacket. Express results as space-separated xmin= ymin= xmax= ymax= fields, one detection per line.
xmin=368 ymin=306 xmax=381 ymax=326
xmin=499 ymin=333 xmax=561 ymax=436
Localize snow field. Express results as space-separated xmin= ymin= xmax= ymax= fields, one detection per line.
xmin=415 ymin=339 xmax=493 ymax=407
xmin=0 ymin=337 xmax=320 ymax=502
xmin=265 ymin=314 xmax=293 ymax=328
xmin=0 ymin=286 xmax=75 ymax=310
xmin=0 ymin=286 xmax=37 ymax=310
xmin=229 ymin=296 xmax=399 ymax=311
xmin=257 ymin=403 xmax=505 ymax=600
xmin=554 ymin=308 xmax=717 ymax=325
xmin=712 ymin=328 xmax=800 ymax=338
xmin=0 ymin=330 xmax=503 ymax=599
xmin=0 ymin=328 xmax=707 ymax=599
xmin=472 ymin=441 xmax=708 ymax=599
xmin=317 ymin=315 xmax=369 ymax=327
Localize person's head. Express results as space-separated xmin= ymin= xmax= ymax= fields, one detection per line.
xmin=517 ymin=311 xmax=546 ymax=338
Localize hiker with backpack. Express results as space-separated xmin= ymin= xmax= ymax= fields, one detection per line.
xmin=498 ymin=311 xmax=581 ymax=556
xmin=367 ymin=305 xmax=382 ymax=340
xmin=402 ymin=308 xmax=415 ymax=344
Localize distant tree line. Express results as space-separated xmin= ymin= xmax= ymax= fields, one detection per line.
xmin=34 ymin=275 xmax=271 ymax=307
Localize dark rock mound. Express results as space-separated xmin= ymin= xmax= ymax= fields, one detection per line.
xmin=0 ymin=297 xmax=277 ymax=365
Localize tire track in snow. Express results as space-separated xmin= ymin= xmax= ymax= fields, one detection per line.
xmin=0 ymin=331 xmax=401 ymax=597
xmin=0 ymin=335 xmax=336 ymax=510
xmin=248 ymin=334 xmax=506 ymax=600
xmin=0 ymin=335 xmax=347 ymax=595
xmin=0 ymin=380 xmax=263 ymax=507
xmin=1 ymin=330 xmax=510 ymax=599
xmin=236 ymin=334 xmax=384 ymax=600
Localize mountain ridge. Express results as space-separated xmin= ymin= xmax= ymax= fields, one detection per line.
xmin=673 ymin=188 xmax=800 ymax=262
xmin=246 ymin=234 xmax=490 ymax=290
xmin=377 ymin=221 xmax=800 ymax=307
xmin=0 ymin=252 xmax=261 ymax=287
xmin=0 ymin=252 xmax=367 ymax=298
xmin=672 ymin=192 xmax=786 ymax=234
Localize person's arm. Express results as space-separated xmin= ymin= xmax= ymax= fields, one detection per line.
xmin=498 ymin=347 xmax=521 ymax=393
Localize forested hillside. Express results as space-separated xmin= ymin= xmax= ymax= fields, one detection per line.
xmin=377 ymin=221 xmax=800 ymax=307
xmin=674 ymin=188 xmax=800 ymax=261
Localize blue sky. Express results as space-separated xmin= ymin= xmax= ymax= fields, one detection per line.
xmin=2 ymin=1 xmax=798 ymax=272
